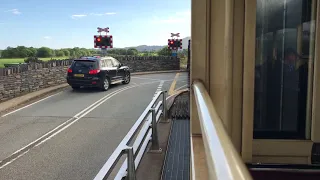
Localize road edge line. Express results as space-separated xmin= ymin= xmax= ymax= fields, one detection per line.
xmin=168 ymin=73 xmax=180 ymax=95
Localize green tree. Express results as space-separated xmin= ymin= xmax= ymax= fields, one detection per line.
xmin=56 ymin=50 xmax=65 ymax=57
xmin=1 ymin=47 xmax=16 ymax=58
xmin=127 ymin=48 xmax=138 ymax=55
xmin=16 ymin=46 xmax=29 ymax=57
xmin=28 ymin=47 xmax=37 ymax=57
xmin=36 ymin=47 xmax=53 ymax=58
xmin=63 ymin=49 xmax=70 ymax=56
xmin=70 ymin=50 xmax=76 ymax=58
xmin=158 ymin=47 xmax=171 ymax=56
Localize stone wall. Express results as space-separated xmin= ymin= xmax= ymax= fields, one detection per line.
xmin=0 ymin=67 xmax=67 ymax=102
xmin=110 ymin=56 xmax=180 ymax=72
xmin=0 ymin=56 xmax=180 ymax=103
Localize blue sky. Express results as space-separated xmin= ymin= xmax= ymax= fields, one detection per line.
xmin=0 ymin=0 xmax=191 ymax=49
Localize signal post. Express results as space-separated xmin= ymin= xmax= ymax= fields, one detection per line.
xmin=94 ymin=27 xmax=113 ymax=56
xmin=168 ymin=33 xmax=182 ymax=57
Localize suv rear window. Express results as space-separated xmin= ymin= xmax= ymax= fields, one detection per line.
xmin=72 ymin=60 xmax=98 ymax=71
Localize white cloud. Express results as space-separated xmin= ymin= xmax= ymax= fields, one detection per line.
xmin=104 ymin=12 xmax=116 ymax=15
xmin=71 ymin=14 xmax=87 ymax=19
xmin=90 ymin=12 xmax=116 ymax=16
xmin=90 ymin=13 xmax=104 ymax=16
xmin=6 ymin=9 xmax=21 ymax=15
xmin=43 ymin=36 xmax=52 ymax=39
xmin=73 ymin=12 xmax=116 ymax=19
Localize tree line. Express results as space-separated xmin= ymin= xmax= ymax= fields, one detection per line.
xmin=0 ymin=46 xmax=188 ymax=59
xmin=0 ymin=46 xmax=95 ymax=58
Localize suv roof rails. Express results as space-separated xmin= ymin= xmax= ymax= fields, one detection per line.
xmin=77 ymin=56 xmax=100 ymax=61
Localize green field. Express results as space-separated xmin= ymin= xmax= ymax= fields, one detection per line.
xmin=0 ymin=57 xmax=69 ymax=68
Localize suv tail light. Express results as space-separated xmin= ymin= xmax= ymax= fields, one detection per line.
xmin=67 ymin=68 xmax=72 ymax=73
xmin=89 ymin=69 xmax=100 ymax=74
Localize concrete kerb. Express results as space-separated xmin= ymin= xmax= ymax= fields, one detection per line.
xmin=0 ymin=70 xmax=187 ymax=113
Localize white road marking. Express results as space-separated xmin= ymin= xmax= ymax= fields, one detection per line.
xmin=1 ymin=92 xmax=62 ymax=117
xmin=153 ymin=81 xmax=164 ymax=98
xmin=0 ymin=85 xmax=138 ymax=169
xmin=132 ymin=76 xmax=162 ymax=81
xmin=35 ymin=85 xmax=136 ymax=147
xmin=137 ymin=78 xmax=184 ymax=86
xmin=0 ymin=150 xmax=30 ymax=169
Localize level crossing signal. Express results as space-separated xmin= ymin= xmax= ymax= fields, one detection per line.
xmin=94 ymin=27 xmax=113 ymax=49
xmin=168 ymin=39 xmax=182 ymax=50
xmin=94 ymin=35 xmax=113 ymax=48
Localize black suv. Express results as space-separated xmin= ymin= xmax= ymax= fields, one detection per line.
xmin=66 ymin=56 xmax=131 ymax=91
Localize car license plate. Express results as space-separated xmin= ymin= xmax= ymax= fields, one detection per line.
xmin=74 ymin=74 xmax=84 ymax=77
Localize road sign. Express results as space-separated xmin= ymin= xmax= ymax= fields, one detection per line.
xmin=171 ymin=33 xmax=180 ymax=37
xmin=172 ymin=51 xmax=178 ymax=57
xmin=97 ymin=27 xmax=109 ymax=33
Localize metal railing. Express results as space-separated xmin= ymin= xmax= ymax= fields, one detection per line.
xmin=94 ymin=91 xmax=167 ymax=180
xmin=192 ymin=80 xmax=253 ymax=180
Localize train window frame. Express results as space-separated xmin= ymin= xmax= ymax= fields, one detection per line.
xmin=242 ymin=0 xmax=320 ymax=164
xmin=253 ymin=1 xmax=314 ymax=140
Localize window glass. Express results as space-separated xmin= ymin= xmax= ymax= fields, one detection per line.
xmin=254 ymin=0 xmax=315 ymax=139
xmin=111 ymin=58 xmax=120 ymax=67
xmin=105 ymin=59 xmax=113 ymax=67
xmin=72 ymin=60 xmax=97 ymax=70
xmin=100 ymin=60 xmax=105 ymax=68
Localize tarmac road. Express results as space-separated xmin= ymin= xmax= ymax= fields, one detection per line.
xmin=0 ymin=72 xmax=187 ymax=180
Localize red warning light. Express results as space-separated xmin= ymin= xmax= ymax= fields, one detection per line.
xmin=170 ymin=41 xmax=174 ymax=44
xmin=97 ymin=38 xmax=101 ymax=42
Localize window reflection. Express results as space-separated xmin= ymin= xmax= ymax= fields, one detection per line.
xmin=254 ymin=0 xmax=315 ymax=139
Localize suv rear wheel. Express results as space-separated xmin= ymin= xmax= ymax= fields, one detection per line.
xmin=101 ymin=77 xmax=110 ymax=91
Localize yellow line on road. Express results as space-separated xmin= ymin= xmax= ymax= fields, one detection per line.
xmin=168 ymin=73 xmax=180 ymax=95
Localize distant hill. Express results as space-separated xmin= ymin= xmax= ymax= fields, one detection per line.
xmin=124 ymin=36 xmax=191 ymax=51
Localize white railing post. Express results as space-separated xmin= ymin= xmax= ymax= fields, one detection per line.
xmin=161 ymin=91 xmax=169 ymax=123
xmin=149 ymin=108 xmax=162 ymax=153
xmin=126 ymin=147 xmax=136 ymax=180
